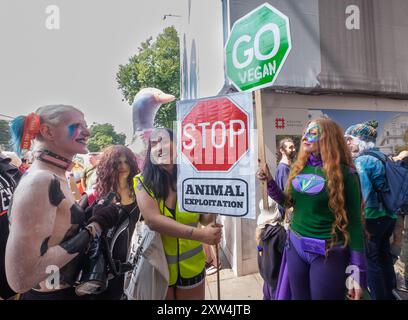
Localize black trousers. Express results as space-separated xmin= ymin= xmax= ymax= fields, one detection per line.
xmin=366 ymin=216 xmax=397 ymax=300
xmin=21 ymin=287 xmax=80 ymax=300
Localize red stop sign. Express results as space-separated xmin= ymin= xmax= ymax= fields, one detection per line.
xmin=181 ymin=97 xmax=249 ymax=171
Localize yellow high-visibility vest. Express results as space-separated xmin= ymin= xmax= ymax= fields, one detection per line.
xmin=134 ymin=174 xmax=205 ymax=285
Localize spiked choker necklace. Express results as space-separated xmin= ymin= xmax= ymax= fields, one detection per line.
xmin=36 ymin=150 xmax=74 ymax=171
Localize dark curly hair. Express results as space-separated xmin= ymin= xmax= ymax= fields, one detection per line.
xmin=94 ymin=145 xmax=139 ymax=201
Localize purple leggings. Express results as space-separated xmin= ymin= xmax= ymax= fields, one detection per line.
xmin=263 ymin=282 xmax=276 ymax=300
xmin=286 ymin=231 xmax=349 ymax=300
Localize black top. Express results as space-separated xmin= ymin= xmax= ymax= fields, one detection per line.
xmin=0 ymin=155 xmax=19 ymax=299
xmin=95 ymin=201 xmax=140 ymax=300
xmin=121 ymin=201 xmax=140 ymax=239
xmin=258 ymin=224 xmax=287 ymax=288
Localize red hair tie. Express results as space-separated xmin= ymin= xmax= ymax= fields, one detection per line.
xmin=20 ymin=112 xmax=41 ymax=152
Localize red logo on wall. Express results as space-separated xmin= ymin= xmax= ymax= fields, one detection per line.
xmin=275 ymin=117 xmax=285 ymax=129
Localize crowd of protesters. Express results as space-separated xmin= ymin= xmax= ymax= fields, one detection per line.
xmin=0 ymin=102 xmax=407 ymax=301
xmin=0 ymin=104 xmax=222 ymax=301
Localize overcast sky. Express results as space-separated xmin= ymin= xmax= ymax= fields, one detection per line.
xmin=0 ymin=0 xmax=185 ymax=142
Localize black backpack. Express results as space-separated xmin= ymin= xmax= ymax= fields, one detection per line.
xmin=360 ymin=150 xmax=408 ymax=214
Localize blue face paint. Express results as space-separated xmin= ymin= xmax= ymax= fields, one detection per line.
xmin=68 ymin=124 xmax=79 ymax=140
xmin=303 ymin=123 xmax=321 ymax=143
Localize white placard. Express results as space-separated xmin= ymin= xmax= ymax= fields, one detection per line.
xmin=177 ymin=92 xmax=256 ymax=219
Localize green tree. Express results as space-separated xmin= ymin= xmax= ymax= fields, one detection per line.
xmin=0 ymin=119 xmax=11 ymax=151
xmin=116 ymin=26 xmax=180 ymax=129
xmin=87 ymin=123 xmax=126 ymax=152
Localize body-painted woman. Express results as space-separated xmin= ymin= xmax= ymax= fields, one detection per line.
xmin=6 ymin=105 xmax=120 ymax=300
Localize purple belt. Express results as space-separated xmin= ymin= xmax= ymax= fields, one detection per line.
xmin=287 ymin=229 xmax=348 ymax=265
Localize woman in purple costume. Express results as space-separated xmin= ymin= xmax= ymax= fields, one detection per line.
xmin=258 ymin=118 xmax=367 ymax=300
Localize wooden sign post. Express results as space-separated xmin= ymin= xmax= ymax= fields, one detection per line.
xmin=255 ymin=90 xmax=269 ymax=210
xmin=215 ymin=218 xmax=221 ymax=300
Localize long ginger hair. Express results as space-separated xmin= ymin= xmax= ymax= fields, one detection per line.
xmin=286 ymin=118 xmax=355 ymax=250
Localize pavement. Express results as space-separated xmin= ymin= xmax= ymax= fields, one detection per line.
xmin=205 ymin=249 xmax=408 ymax=300
xmin=205 ymin=268 xmax=264 ymax=300
xmin=205 ymin=249 xmax=263 ymax=300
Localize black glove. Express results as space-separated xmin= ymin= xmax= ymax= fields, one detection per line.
xmin=88 ymin=203 xmax=120 ymax=233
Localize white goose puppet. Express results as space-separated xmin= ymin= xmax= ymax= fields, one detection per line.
xmin=128 ymin=88 xmax=175 ymax=169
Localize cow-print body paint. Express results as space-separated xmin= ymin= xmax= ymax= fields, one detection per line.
xmin=39 ymin=177 xmax=65 ymax=256
xmin=49 ymin=176 xmax=65 ymax=206
xmin=38 ymin=175 xmax=90 ymax=285
xmin=40 ymin=237 xmax=50 ymax=256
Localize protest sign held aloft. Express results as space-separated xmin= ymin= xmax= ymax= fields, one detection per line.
xmin=177 ymin=93 xmax=256 ymax=218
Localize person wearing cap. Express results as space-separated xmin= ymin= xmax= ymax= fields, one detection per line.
xmin=256 ymin=197 xmax=287 ymax=300
xmin=345 ymin=120 xmax=397 ymax=300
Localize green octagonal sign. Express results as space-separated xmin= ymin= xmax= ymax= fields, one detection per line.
xmin=225 ymin=3 xmax=292 ymax=92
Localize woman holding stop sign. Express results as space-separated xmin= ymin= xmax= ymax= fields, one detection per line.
xmin=134 ymin=128 xmax=223 ymax=300
xmin=257 ymin=118 xmax=367 ymax=300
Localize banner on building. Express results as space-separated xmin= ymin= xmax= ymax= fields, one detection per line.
xmin=265 ymin=108 xmax=408 ymax=172
xmin=310 ymin=109 xmax=408 ymax=156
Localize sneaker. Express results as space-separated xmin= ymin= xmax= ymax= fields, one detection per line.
xmin=205 ymin=262 xmax=221 ymax=276
xmin=206 ymin=265 xmax=218 ymax=276
xmin=400 ymin=280 xmax=408 ymax=292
